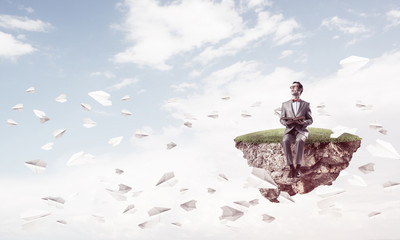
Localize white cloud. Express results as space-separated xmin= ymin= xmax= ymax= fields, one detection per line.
xmin=170 ymin=82 xmax=198 ymax=92
xmin=90 ymin=71 xmax=116 ymax=79
xmin=386 ymin=9 xmax=400 ymax=27
xmin=321 ymin=16 xmax=368 ymax=34
xmin=0 ymin=31 xmax=36 ymax=58
xmin=109 ymin=78 xmax=139 ymax=90
xmin=195 ymin=11 xmax=303 ymax=64
xmin=2 ymin=51 xmax=400 ymax=240
xmin=113 ymin=0 xmax=244 ymax=70
xmin=0 ymin=14 xmax=52 ymax=32
xmin=239 ymin=0 xmax=272 ymax=12
xmin=279 ymin=49 xmax=293 ymax=59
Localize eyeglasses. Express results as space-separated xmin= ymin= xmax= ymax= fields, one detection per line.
xmin=290 ymin=85 xmax=299 ymax=89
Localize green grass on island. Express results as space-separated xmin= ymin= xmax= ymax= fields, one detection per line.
xmin=234 ymin=127 xmax=362 ymax=144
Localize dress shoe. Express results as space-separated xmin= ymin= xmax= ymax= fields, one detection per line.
xmin=295 ymin=166 xmax=301 ymax=178
xmin=288 ymin=166 xmax=295 ymax=178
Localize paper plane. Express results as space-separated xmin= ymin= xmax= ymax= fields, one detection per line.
xmin=184 ymin=121 xmax=192 ymax=128
xmin=25 ymin=160 xmax=47 ymax=174
xmin=234 ymin=201 xmax=250 ymax=208
xmin=108 ymin=136 xmax=123 ymax=147
xmin=382 ymin=181 xmax=400 ymax=188
xmin=148 ymin=207 xmax=171 ymax=216
xmin=245 ymin=167 xmax=277 ymax=188
xmin=107 ymin=184 xmax=132 ymax=194
xmin=218 ymin=173 xmax=229 ymax=181
xmin=121 ymin=109 xmax=132 ymax=116
xmin=167 ymin=142 xmax=177 ymax=150
xmin=369 ymin=122 xmax=383 ymax=130
xmin=54 ymin=129 xmax=66 ymax=139
xmin=156 ymin=172 xmax=177 ymax=187
xmin=330 ymin=126 xmax=357 ymax=138
xmin=66 ymin=151 xmax=94 ymax=166
xmin=355 ymin=100 xmax=372 ymax=110
xmin=358 ymin=163 xmax=375 ymax=174
xmin=56 ymin=220 xmax=67 ymax=225
xmin=251 ymin=101 xmax=262 ymax=107
xmin=42 ymin=196 xmax=65 ymax=209
xmin=278 ymin=191 xmax=295 ymax=203
xmin=219 ymin=206 xmax=244 ymax=221
xmin=180 ymin=200 xmax=197 ymax=211
xmin=88 ymin=90 xmax=112 ymax=106
xmin=80 ymin=103 xmax=92 ymax=111
xmin=366 ymin=139 xmax=400 ymax=159
xmin=33 ymin=109 xmax=50 ymax=123
xmin=41 ymin=142 xmax=54 ymax=151
xmin=108 ymin=192 xmax=127 ymax=201
xmin=180 ymin=188 xmax=188 ymax=193
xmin=221 ymin=96 xmax=230 ymax=100
xmin=171 ymin=222 xmax=182 ymax=227
xmin=241 ymin=111 xmax=252 ymax=118
xmin=123 ymin=204 xmax=136 ymax=214
xmin=207 ymin=111 xmax=219 ymax=119
xmin=368 ymin=211 xmax=381 ymax=218
xmin=83 ymin=118 xmax=96 ymax=128
xmin=7 ymin=119 xmax=18 ymax=126
xmin=121 ymin=95 xmax=130 ymax=101
xmin=249 ymin=199 xmax=259 ymax=206
xmin=21 ymin=209 xmax=50 ymax=221
xmin=274 ymin=107 xmax=281 ymax=117
xmin=378 ymin=129 xmax=388 ymax=135
xmin=115 ymin=168 xmax=124 ymax=175
xmin=55 ymin=94 xmax=67 ymax=103
xmin=207 ymin=188 xmax=216 ymax=194
xmin=12 ymin=103 xmax=23 ymax=111
xmin=138 ymin=219 xmax=159 ymax=229
xmin=262 ymin=214 xmax=275 ymax=223
xmin=134 ymin=130 xmax=149 ymax=138
xmin=26 ymin=86 xmax=35 ymax=93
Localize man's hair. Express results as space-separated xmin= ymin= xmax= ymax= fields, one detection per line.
xmin=293 ymin=81 xmax=303 ymax=94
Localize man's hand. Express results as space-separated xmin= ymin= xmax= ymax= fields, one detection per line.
xmin=286 ymin=119 xmax=294 ymax=125
xmin=295 ymin=119 xmax=304 ymax=125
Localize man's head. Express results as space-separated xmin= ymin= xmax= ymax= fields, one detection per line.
xmin=290 ymin=81 xmax=303 ymax=96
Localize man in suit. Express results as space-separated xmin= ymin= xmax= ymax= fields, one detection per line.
xmin=280 ymin=81 xmax=313 ymax=178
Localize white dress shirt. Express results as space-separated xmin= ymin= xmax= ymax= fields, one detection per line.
xmin=292 ymin=99 xmax=300 ymax=116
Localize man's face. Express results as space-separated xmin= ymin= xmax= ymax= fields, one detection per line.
xmin=290 ymin=83 xmax=301 ymax=96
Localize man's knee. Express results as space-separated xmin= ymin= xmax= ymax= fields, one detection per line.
xmin=296 ymin=135 xmax=306 ymax=143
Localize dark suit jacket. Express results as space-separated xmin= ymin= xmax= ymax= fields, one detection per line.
xmin=280 ymin=99 xmax=313 ymax=137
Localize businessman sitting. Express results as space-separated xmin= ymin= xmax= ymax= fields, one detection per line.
xmin=280 ymin=81 xmax=313 ymax=178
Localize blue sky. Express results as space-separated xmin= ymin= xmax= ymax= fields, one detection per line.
xmin=1 ymin=0 xmax=400 ymax=239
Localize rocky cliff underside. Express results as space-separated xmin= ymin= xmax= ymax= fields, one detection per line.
xmin=235 ymin=140 xmax=361 ymax=202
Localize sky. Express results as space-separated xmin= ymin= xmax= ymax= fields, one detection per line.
xmin=1 ymin=0 xmax=400 ymax=239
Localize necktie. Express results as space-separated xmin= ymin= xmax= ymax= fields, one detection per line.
xmin=292 ymin=99 xmax=299 ymax=102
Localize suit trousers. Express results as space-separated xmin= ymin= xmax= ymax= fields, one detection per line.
xmin=281 ymin=129 xmax=307 ymax=165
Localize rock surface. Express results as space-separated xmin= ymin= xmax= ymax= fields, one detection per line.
xmin=235 ymin=140 xmax=361 ymax=202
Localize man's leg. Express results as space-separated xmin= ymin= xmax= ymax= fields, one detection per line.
xmin=294 ymin=133 xmax=307 ymax=177
xmin=282 ymin=133 xmax=295 ymax=177
xmin=282 ymin=133 xmax=295 ymax=165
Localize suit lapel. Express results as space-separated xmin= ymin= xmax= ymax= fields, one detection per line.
xmin=296 ymin=100 xmax=305 ymax=116
xmin=287 ymin=100 xmax=295 ymax=117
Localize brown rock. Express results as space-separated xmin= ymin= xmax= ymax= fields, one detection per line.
xmin=235 ymin=140 xmax=361 ymax=202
